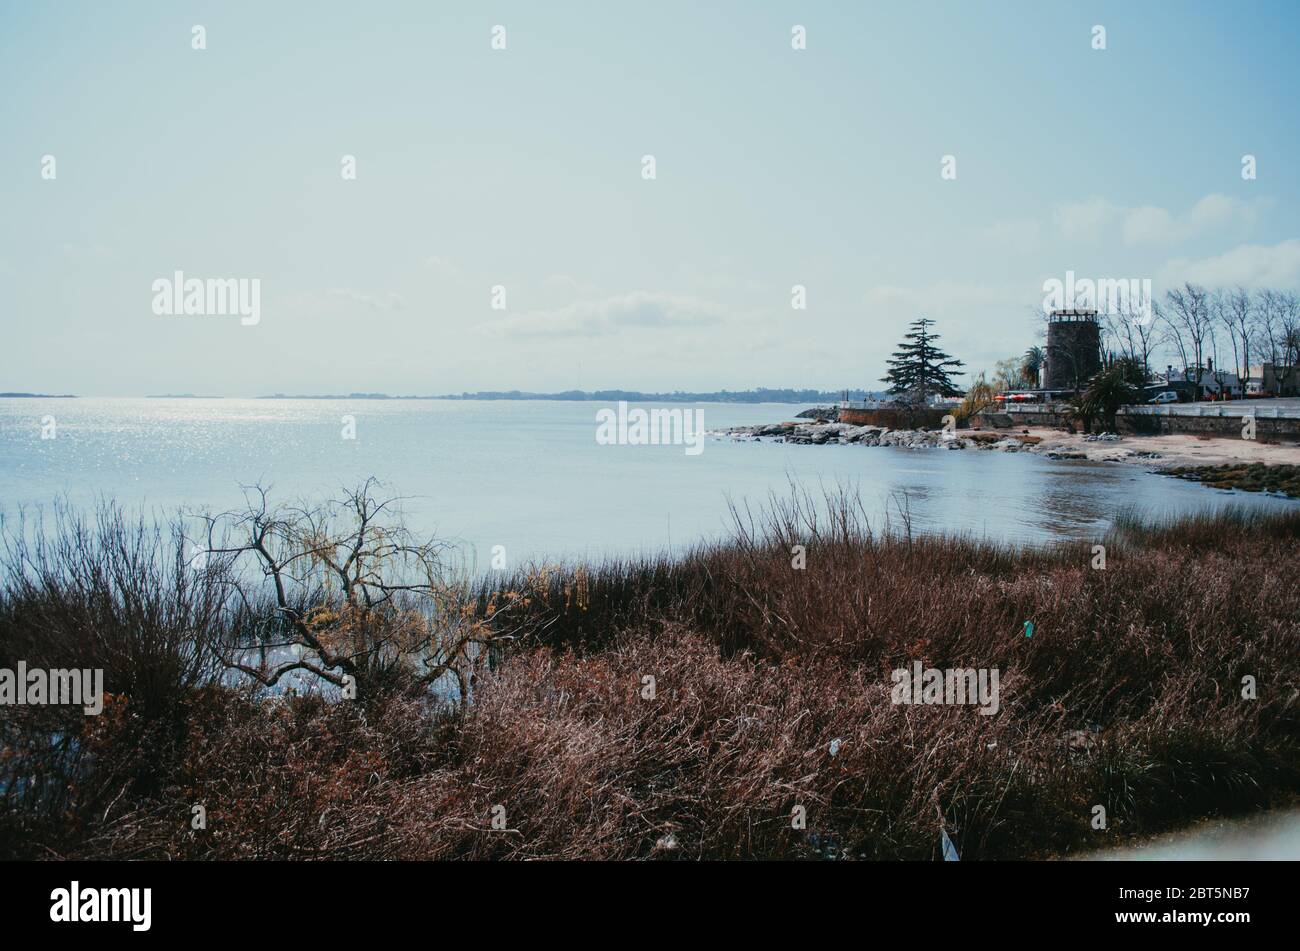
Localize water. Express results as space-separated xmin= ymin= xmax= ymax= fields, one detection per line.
xmin=1079 ymin=809 xmax=1300 ymax=861
xmin=2 ymin=397 xmax=1293 ymax=567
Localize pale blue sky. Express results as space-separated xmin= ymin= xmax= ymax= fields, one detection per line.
xmin=3 ymin=0 xmax=1298 ymax=395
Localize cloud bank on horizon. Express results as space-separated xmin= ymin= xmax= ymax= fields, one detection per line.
xmin=2 ymin=0 xmax=1298 ymax=396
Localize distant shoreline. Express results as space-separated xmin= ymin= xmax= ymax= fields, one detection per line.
xmin=251 ymin=389 xmax=879 ymax=404
xmin=0 ymin=390 xmax=877 ymax=404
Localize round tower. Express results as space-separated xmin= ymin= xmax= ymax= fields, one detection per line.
xmin=1043 ymin=309 xmax=1101 ymax=391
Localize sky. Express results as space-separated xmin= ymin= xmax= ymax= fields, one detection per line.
xmin=2 ymin=0 xmax=1299 ymax=396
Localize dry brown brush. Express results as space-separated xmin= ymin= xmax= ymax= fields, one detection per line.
xmin=1 ymin=492 xmax=1297 ymax=859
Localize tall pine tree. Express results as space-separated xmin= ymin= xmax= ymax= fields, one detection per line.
xmin=880 ymin=317 xmax=965 ymax=401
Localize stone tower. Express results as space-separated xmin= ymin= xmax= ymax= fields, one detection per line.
xmin=1043 ymin=309 xmax=1101 ymax=391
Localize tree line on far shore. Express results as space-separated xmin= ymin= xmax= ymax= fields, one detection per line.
xmin=876 ymin=284 xmax=1299 ymax=433
xmin=1096 ymin=284 xmax=1300 ymax=390
xmin=881 ymin=285 xmax=1300 ymax=398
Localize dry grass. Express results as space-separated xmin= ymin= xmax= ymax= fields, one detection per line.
xmin=1 ymin=494 xmax=1297 ymax=860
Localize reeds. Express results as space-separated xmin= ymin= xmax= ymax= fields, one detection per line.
xmin=1 ymin=492 xmax=1296 ymax=859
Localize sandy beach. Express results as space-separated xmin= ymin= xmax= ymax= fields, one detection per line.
xmin=1017 ymin=427 xmax=1300 ymax=469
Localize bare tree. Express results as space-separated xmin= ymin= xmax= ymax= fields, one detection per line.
xmin=1252 ymin=288 xmax=1285 ymax=367
xmin=1278 ymin=290 xmax=1300 ymax=367
xmin=1211 ymin=287 xmax=1255 ymax=386
xmin=1158 ymin=283 xmax=1214 ymax=391
xmin=194 ymin=480 xmax=513 ymax=703
xmin=1101 ymin=303 xmax=1160 ymax=380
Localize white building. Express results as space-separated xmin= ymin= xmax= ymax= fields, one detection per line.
xmin=1167 ymin=363 xmax=1242 ymax=399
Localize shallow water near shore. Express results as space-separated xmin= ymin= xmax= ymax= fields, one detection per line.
xmin=2 ymin=397 xmax=1294 ymax=566
xmin=1077 ymin=808 xmax=1300 ymax=861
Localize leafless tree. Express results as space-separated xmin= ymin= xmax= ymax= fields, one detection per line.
xmin=1210 ymin=287 xmax=1255 ymax=385
xmin=193 ymin=479 xmax=513 ymax=703
xmin=1277 ymin=290 xmax=1300 ymax=367
xmin=1158 ymin=283 xmax=1214 ymax=389
xmin=1101 ymin=303 xmax=1161 ymax=380
xmin=1252 ymin=288 xmax=1286 ymax=367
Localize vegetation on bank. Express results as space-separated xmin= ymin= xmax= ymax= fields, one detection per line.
xmin=0 ymin=487 xmax=1296 ymax=860
xmin=1165 ymin=463 xmax=1300 ymax=499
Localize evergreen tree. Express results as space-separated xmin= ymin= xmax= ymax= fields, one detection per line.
xmin=880 ymin=317 xmax=965 ymax=401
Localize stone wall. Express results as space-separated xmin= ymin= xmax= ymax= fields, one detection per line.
xmin=1117 ymin=409 xmax=1300 ymax=443
xmin=976 ymin=408 xmax=1066 ymax=428
xmin=975 ymin=405 xmax=1300 ymax=443
xmin=840 ymin=406 xmax=948 ymax=429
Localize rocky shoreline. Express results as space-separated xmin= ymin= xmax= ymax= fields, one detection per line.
xmin=717 ymin=418 xmax=1300 ymax=500
xmin=720 ymin=420 xmax=1162 ymax=461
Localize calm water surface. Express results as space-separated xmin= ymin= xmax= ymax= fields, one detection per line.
xmin=2 ymin=397 xmax=1293 ymax=566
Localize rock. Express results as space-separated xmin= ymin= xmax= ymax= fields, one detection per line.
xmin=840 ymin=425 xmax=879 ymax=442
xmin=795 ymin=406 xmax=837 ymax=420
xmin=725 ymin=421 xmax=982 ymax=451
xmin=880 ymin=429 xmax=942 ymax=448
xmin=654 ymin=832 xmax=680 ymax=852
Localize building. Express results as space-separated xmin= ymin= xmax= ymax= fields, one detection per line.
xmin=1247 ymin=363 xmax=1300 ymax=397
xmin=1196 ymin=360 xmax=1243 ymax=399
xmin=1041 ymin=309 xmax=1101 ymax=392
xmin=1154 ymin=362 xmax=1242 ymax=400
xmin=1146 ymin=375 xmax=1197 ymax=402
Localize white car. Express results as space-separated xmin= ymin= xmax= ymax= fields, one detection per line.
xmin=1147 ymin=391 xmax=1179 ymax=404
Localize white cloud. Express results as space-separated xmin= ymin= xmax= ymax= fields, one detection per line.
xmin=1054 ymin=193 xmax=1265 ymax=246
xmin=979 ymin=218 xmax=1041 ymax=250
xmin=326 ymin=288 xmax=406 ymax=311
xmin=539 ymin=273 xmax=601 ymax=304
xmin=1123 ymin=193 xmax=1264 ymax=246
xmin=1158 ymin=239 xmax=1300 ymax=289
xmin=484 ymin=291 xmax=726 ymax=338
xmin=1053 ymin=197 xmax=1124 ymax=241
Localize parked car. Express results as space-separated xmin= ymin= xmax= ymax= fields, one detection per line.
xmin=1148 ymin=391 xmax=1179 ymax=404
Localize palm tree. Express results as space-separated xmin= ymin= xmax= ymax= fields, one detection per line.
xmin=1021 ymin=347 xmax=1045 ymax=387
xmin=1077 ymin=359 xmax=1142 ymax=432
